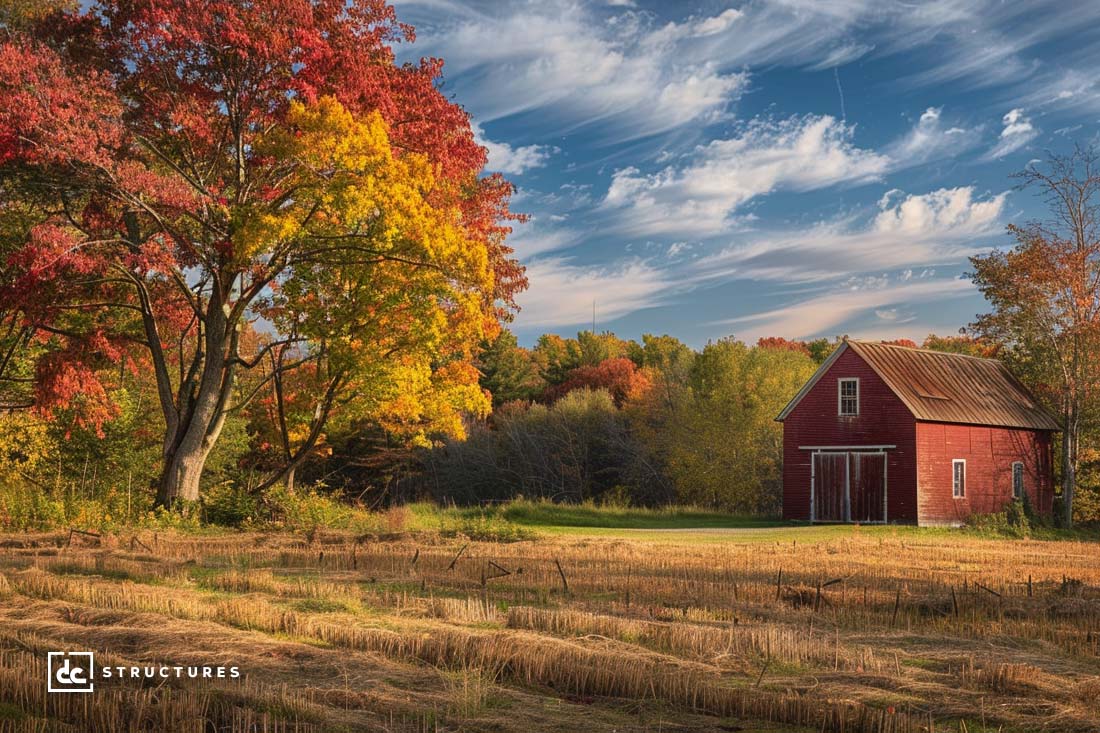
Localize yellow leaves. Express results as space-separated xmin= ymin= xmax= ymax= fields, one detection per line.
xmin=233 ymin=209 xmax=302 ymax=262
xmin=236 ymin=95 xmax=491 ymax=306
xmin=0 ymin=412 xmax=53 ymax=476
xmin=282 ymin=95 xmax=395 ymax=178
xmin=233 ymin=96 xmax=498 ymax=447
xmin=368 ymin=357 xmax=490 ymax=446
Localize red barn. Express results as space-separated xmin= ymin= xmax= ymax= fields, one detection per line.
xmin=776 ymin=340 xmax=1059 ymax=525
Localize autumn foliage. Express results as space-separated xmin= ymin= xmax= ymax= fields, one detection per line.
xmin=0 ymin=0 xmax=523 ymax=504
xmin=543 ymin=357 xmax=652 ymax=407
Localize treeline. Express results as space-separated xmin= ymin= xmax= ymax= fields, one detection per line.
xmin=419 ymin=332 xmax=993 ymax=514
xmin=2 ymin=326 xmax=1098 ymax=525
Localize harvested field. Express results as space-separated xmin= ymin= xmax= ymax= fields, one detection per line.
xmin=0 ymin=528 xmax=1097 ymax=731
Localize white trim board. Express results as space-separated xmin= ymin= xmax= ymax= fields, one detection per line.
xmin=799 ymin=445 xmax=896 ymax=451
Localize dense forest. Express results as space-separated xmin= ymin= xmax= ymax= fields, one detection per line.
xmin=2 ymin=326 xmax=1096 ymax=527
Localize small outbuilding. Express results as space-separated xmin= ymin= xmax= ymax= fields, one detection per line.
xmin=776 ymin=339 xmax=1059 ymax=525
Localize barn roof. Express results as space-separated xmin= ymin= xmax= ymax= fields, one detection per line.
xmin=776 ymin=340 xmax=1061 ymax=431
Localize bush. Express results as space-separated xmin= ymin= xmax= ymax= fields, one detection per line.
xmin=0 ymin=483 xmax=65 ymax=531
xmin=202 ymin=482 xmax=258 ymax=527
xmin=263 ymin=484 xmax=357 ymax=531
xmin=442 ymin=513 xmax=533 ymax=542
xmin=1004 ymin=498 xmax=1030 ymax=531
xmin=1072 ymin=486 xmax=1100 ymax=525
xmin=967 ymin=500 xmax=1031 ymax=538
xmin=422 ymin=388 xmax=672 ymax=507
xmin=0 ymin=479 xmax=161 ymax=532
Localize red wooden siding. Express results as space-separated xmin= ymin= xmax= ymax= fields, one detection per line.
xmin=914 ymin=422 xmax=1054 ymax=525
xmin=782 ymin=348 xmax=918 ymax=521
xmin=812 ymin=453 xmax=847 ymax=521
xmin=850 ymin=452 xmax=886 ymax=522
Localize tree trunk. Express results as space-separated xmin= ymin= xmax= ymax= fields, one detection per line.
xmin=1062 ymin=407 xmax=1077 ymax=527
xmin=154 ymin=291 xmax=235 ymax=508
xmin=156 ymin=443 xmax=210 ymax=505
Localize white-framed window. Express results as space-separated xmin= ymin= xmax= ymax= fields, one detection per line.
xmin=1012 ymin=461 xmax=1024 ymax=499
xmin=952 ymin=459 xmax=966 ymax=498
xmin=838 ymin=378 xmax=859 ymax=416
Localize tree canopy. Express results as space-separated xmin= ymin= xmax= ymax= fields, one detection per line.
xmin=0 ymin=0 xmax=523 ymax=504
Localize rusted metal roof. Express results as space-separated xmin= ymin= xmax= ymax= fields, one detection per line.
xmin=845 ymin=340 xmax=1061 ymax=431
xmin=776 ymin=340 xmax=1061 ymax=430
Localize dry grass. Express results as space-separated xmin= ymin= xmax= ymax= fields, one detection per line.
xmin=0 ymin=528 xmax=1097 ymax=731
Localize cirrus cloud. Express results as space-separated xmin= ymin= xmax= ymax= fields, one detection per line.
xmin=515 ymin=257 xmax=673 ymax=328
xmin=694 ymin=186 xmax=1008 ymax=284
xmin=602 ymin=115 xmax=890 ymax=236
xmin=984 ymin=108 xmax=1039 ymax=160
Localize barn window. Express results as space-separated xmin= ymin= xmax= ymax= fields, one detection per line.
xmin=952 ymin=459 xmax=966 ymax=498
xmin=1012 ymin=462 xmax=1024 ymax=499
xmin=838 ymin=378 xmax=859 ymax=416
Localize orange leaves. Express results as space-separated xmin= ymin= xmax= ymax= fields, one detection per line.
xmin=0 ymin=39 xmax=123 ymax=169
xmin=0 ymin=1 xmax=524 ymax=486
xmin=756 ymin=337 xmax=811 ymax=356
xmin=33 ymin=354 xmax=119 ymax=438
xmin=544 ymin=357 xmax=653 ymax=407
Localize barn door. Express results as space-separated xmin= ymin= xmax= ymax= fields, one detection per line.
xmin=849 ymin=452 xmax=886 ymax=523
xmin=813 ymin=453 xmax=848 ymax=521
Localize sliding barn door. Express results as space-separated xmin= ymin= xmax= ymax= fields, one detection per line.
xmin=849 ymin=452 xmax=886 ymax=523
xmin=813 ymin=453 xmax=848 ymax=521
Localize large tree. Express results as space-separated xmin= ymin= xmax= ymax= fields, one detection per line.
xmin=0 ymin=1 xmax=523 ymax=505
xmin=970 ymin=146 xmax=1100 ymax=526
xmin=661 ymin=339 xmax=816 ymax=514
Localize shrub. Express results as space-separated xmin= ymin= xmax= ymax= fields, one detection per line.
xmin=442 ymin=513 xmax=533 ymax=543
xmin=139 ymin=504 xmax=203 ymax=532
xmin=263 ymin=484 xmax=356 ymax=531
xmin=1004 ymin=498 xmax=1031 ymax=531
xmin=383 ymin=505 xmax=411 ymax=534
xmin=202 ymin=482 xmax=258 ymax=527
xmin=0 ymin=483 xmax=65 ymax=531
xmin=1072 ymin=486 xmax=1100 ymax=525
xmin=967 ymin=501 xmax=1031 ymax=538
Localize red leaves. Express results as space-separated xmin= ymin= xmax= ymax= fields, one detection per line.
xmin=34 ymin=333 xmax=122 ymax=438
xmin=756 ymin=337 xmax=811 ymax=356
xmin=544 ymin=358 xmax=653 ymax=407
xmin=0 ymin=39 xmax=123 ymax=170
xmin=6 ymin=224 xmax=102 ymax=297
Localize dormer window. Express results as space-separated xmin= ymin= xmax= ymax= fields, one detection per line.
xmin=838 ymin=378 xmax=859 ymax=416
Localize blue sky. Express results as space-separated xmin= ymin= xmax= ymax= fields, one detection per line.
xmin=391 ymin=0 xmax=1100 ymax=347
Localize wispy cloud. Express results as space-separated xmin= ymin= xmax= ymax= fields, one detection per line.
xmin=600 ymin=108 xmax=993 ymax=239
xmin=472 ymin=123 xmax=553 ymax=174
xmin=399 ymin=0 xmax=1100 ymax=136
xmin=712 ymin=277 xmax=976 ymax=341
xmin=806 ymin=42 xmax=875 ymax=71
xmin=602 ymin=115 xmax=890 ymax=236
xmin=984 ymin=108 xmax=1039 ymax=160
xmin=407 ymin=1 xmax=748 ymax=138
xmin=887 ymin=107 xmax=983 ymax=165
xmin=505 ymin=221 xmax=579 ymax=258
xmin=515 ymin=257 xmax=672 ymax=328
xmin=693 ymin=186 xmax=1008 ymax=283
xmin=516 ymin=185 xmax=1006 ymax=331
